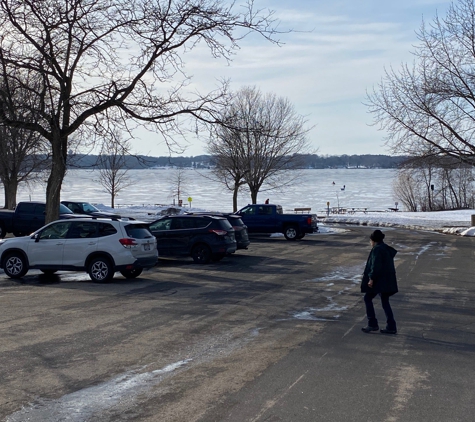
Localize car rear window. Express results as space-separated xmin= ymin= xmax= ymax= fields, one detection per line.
xmin=125 ymin=223 xmax=153 ymax=239
xmin=216 ymin=219 xmax=233 ymax=230
xmin=16 ymin=203 xmax=36 ymax=214
xmin=227 ymin=216 xmax=245 ymax=227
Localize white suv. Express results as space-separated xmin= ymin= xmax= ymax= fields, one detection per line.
xmin=0 ymin=218 xmax=158 ymax=282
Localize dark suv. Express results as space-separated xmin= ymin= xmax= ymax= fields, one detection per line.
xmin=185 ymin=212 xmax=250 ymax=250
xmin=148 ymin=215 xmax=236 ymax=264
xmin=61 ymin=201 xmax=123 ymax=219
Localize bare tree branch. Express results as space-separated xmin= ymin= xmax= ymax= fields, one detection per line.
xmin=0 ymin=0 xmax=283 ymax=222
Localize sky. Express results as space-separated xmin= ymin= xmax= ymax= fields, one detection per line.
xmin=133 ymin=0 xmax=451 ymax=158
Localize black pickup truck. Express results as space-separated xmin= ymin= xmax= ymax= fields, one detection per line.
xmin=235 ymin=204 xmax=317 ymax=240
xmin=0 ymin=201 xmax=87 ymax=238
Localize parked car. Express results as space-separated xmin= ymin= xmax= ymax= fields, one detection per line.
xmin=0 ymin=201 xmax=92 ymax=238
xmin=185 ymin=212 xmax=250 ymax=250
xmin=235 ymin=204 xmax=318 ymax=240
xmin=148 ymin=214 xmax=236 ymax=264
xmin=0 ymin=218 xmax=158 ymax=282
xmin=61 ymin=201 xmax=124 ymax=219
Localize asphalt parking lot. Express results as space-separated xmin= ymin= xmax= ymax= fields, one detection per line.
xmin=1 ymin=226 xmax=474 ymax=422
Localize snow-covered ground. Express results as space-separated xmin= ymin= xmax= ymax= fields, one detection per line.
xmin=94 ymin=203 xmax=475 ymax=237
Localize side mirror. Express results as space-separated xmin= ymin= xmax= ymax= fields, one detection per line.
xmin=33 ymin=233 xmax=40 ymax=242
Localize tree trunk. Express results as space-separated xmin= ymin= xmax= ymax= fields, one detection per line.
xmin=45 ymin=134 xmax=67 ymax=223
xmin=232 ymin=185 xmax=239 ymax=212
xmin=4 ymin=179 xmax=19 ymax=209
xmin=250 ymin=189 xmax=258 ymax=204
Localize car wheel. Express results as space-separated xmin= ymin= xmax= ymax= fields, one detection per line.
xmin=120 ymin=268 xmax=143 ymax=279
xmin=284 ymin=225 xmax=299 ymax=241
xmin=88 ymin=256 xmax=113 ymax=283
xmin=3 ymin=253 xmax=28 ymax=278
xmin=0 ymin=223 xmax=6 ymax=239
xmin=191 ymin=244 xmax=212 ymax=264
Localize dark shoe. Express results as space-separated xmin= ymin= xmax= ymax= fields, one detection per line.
xmin=361 ymin=326 xmax=379 ymax=333
xmin=380 ymin=329 xmax=397 ymax=334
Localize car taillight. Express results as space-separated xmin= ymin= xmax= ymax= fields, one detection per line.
xmin=209 ymin=229 xmax=228 ymax=236
xmin=307 ymin=217 xmax=312 ymax=225
xmin=119 ymin=238 xmax=137 ymax=248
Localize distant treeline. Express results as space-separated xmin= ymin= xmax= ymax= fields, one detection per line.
xmin=64 ymin=154 xmax=406 ymax=170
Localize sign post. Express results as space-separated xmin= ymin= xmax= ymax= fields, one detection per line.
xmin=188 ymin=197 xmax=192 ymax=208
xmin=327 ymin=201 xmax=330 ymax=216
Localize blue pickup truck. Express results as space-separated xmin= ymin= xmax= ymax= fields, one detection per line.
xmin=235 ymin=204 xmax=317 ymax=240
xmin=0 ymin=201 xmax=88 ymax=238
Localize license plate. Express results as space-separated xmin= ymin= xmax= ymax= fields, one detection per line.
xmin=144 ymin=244 xmax=151 ymax=251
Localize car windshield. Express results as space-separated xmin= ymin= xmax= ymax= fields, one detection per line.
xmin=82 ymin=202 xmax=100 ymax=213
xmin=59 ymin=204 xmax=73 ymax=214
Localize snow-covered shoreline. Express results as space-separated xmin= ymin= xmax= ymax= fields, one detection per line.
xmin=321 ymin=209 xmax=475 ymax=237
xmin=93 ymin=203 xmax=475 ymax=237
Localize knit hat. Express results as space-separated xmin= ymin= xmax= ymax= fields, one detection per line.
xmin=370 ymin=229 xmax=385 ymax=242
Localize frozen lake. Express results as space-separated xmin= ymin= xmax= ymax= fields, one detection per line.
xmin=8 ymin=168 xmax=399 ymax=213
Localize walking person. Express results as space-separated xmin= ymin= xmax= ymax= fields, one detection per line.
xmin=361 ymin=229 xmax=398 ymax=334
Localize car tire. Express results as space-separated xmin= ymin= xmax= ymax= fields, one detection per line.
xmin=284 ymin=225 xmax=299 ymax=241
xmin=3 ymin=252 xmax=28 ymax=278
xmin=88 ymin=256 xmax=114 ymax=283
xmin=296 ymin=233 xmax=306 ymax=239
xmin=120 ymin=268 xmax=143 ymax=279
xmin=0 ymin=223 xmax=6 ymax=239
xmin=191 ymin=244 xmax=212 ymax=264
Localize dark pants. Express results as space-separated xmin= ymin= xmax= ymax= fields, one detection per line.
xmin=363 ymin=292 xmax=397 ymax=331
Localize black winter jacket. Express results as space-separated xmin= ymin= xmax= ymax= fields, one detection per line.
xmin=361 ymin=242 xmax=398 ymax=295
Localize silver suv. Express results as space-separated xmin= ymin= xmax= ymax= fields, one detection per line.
xmin=0 ymin=218 xmax=158 ymax=282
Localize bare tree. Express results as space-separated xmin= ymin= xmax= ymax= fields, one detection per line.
xmin=0 ymin=0 xmax=281 ymax=223
xmin=0 ymin=77 xmax=49 ymax=208
xmin=366 ymin=0 xmax=475 ymax=164
xmin=393 ymin=170 xmax=419 ymax=212
xmin=0 ymin=125 xmax=49 ymax=209
xmin=167 ymin=168 xmax=189 ymax=206
xmin=394 ymin=154 xmax=475 ymax=211
xmin=208 ymin=86 xmax=312 ymax=210
xmin=98 ymin=135 xmax=133 ymax=209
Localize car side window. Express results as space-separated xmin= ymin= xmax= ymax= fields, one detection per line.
xmin=241 ymin=206 xmax=256 ymax=215
xmin=149 ymin=219 xmax=171 ymax=231
xmin=16 ymin=203 xmax=36 ymax=214
xmin=67 ymin=222 xmax=98 ymax=239
xmin=98 ymin=223 xmax=117 ymax=237
xmin=194 ymin=218 xmax=209 ymax=228
xmin=39 ymin=221 xmax=73 ymax=240
xmin=179 ymin=218 xmax=198 ymax=229
xmin=171 ymin=218 xmax=185 ymax=229
xmin=35 ymin=204 xmax=46 ymax=215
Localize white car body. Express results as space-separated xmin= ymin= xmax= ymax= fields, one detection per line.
xmin=0 ymin=218 xmax=158 ymax=282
